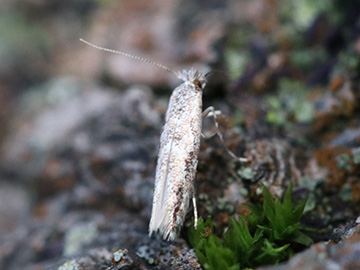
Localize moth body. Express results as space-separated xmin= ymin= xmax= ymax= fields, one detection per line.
xmin=149 ymin=69 xmax=206 ymax=240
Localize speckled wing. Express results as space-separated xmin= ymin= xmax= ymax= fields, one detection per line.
xmin=149 ymin=81 xmax=203 ymax=241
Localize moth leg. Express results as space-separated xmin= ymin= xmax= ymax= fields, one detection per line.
xmin=192 ymin=196 xmax=198 ymax=229
xmin=202 ymin=106 xmax=248 ymax=163
xmin=201 ymin=106 xmax=221 ymax=138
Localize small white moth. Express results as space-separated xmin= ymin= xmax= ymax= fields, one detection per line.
xmin=149 ymin=69 xmax=206 ymax=240
xmin=80 ymin=39 xmax=239 ymax=241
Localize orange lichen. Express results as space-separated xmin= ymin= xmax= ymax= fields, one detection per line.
xmin=330 ymin=76 xmax=344 ymax=91
xmin=314 ymin=147 xmax=351 ymax=187
xmin=351 ymin=182 xmax=360 ymax=201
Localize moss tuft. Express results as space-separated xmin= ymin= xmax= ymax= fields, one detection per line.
xmin=188 ymin=184 xmax=313 ymax=270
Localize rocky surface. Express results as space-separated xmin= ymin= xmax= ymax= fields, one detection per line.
xmin=1 ymin=0 xmax=360 ymax=269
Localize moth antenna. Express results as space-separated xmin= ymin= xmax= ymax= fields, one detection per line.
xmin=80 ymin=38 xmax=178 ymax=77
xmin=204 ymin=71 xmax=212 ymax=78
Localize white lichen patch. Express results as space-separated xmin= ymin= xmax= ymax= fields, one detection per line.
xmin=63 ymin=222 xmax=98 ymax=256
xmin=58 ymin=260 xmax=79 ymax=270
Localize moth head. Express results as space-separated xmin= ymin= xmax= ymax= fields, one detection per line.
xmin=192 ymin=77 xmax=206 ymax=90
xmin=192 ymin=70 xmax=212 ymax=90
xmin=176 ymin=69 xmax=208 ymax=90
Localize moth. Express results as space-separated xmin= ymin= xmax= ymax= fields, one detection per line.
xmin=149 ymin=69 xmax=206 ymax=240
xmin=80 ymin=39 xmax=242 ymax=241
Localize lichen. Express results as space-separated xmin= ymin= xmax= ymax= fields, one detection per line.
xmin=63 ymin=222 xmax=98 ymax=256
xmin=58 ymin=260 xmax=79 ymax=270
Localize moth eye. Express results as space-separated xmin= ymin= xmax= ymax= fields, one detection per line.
xmin=194 ymin=80 xmax=204 ymax=89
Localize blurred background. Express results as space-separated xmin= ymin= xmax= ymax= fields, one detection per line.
xmin=0 ymin=0 xmax=360 ymax=269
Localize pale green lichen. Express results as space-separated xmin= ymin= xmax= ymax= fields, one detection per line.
xmin=237 ymin=166 xmax=254 ymax=181
xmin=353 ymin=148 xmax=360 ymax=164
xmin=337 ymin=154 xmax=352 ymax=171
xmin=63 ymin=222 xmax=98 ymax=256
xmin=58 ymin=260 xmax=79 ymax=270
xmin=136 ymin=246 xmax=155 ymax=265
xmin=279 ymin=0 xmax=338 ymax=29
xmin=113 ymin=249 xmax=128 ymax=262
xmin=266 ymin=79 xmax=314 ymax=127
xmin=225 ymin=50 xmax=249 ymax=80
xmin=217 ymin=197 xmax=235 ymax=213
xmin=340 ymin=184 xmax=352 ymax=202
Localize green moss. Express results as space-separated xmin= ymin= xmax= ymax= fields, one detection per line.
xmin=188 ymin=184 xmax=313 ymax=270
xmin=189 ymin=217 xmax=240 ymax=270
